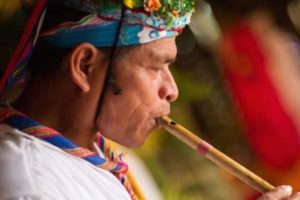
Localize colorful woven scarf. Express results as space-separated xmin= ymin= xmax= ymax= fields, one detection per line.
xmin=0 ymin=106 xmax=137 ymax=200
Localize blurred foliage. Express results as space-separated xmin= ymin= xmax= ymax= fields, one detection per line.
xmin=0 ymin=1 xmax=20 ymax=19
xmin=206 ymin=0 xmax=299 ymax=37
xmin=0 ymin=0 xmax=24 ymax=72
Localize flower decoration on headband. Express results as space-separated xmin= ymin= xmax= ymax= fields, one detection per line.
xmin=123 ymin=0 xmax=194 ymax=15
xmin=123 ymin=0 xmax=143 ymax=9
xmin=65 ymin=0 xmax=195 ymax=30
xmin=123 ymin=0 xmax=194 ymax=28
xmin=144 ymin=0 xmax=161 ymax=12
xmin=123 ymin=0 xmax=163 ymax=12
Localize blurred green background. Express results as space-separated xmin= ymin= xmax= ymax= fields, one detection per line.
xmin=1 ymin=0 xmax=300 ymax=199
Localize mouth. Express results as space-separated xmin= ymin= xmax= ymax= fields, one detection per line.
xmin=155 ymin=114 xmax=169 ymax=128
xmin=155 ymin=118 xmax=161 ymax=128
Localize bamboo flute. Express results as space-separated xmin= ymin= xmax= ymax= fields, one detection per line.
xmin=158 ymin=116 xmax=275 ymax=193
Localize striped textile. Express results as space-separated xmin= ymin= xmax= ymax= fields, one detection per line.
xmin=0 ymin=106 xmax=137 ymax=200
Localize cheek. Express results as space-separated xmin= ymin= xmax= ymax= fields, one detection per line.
xmin=96 ymin=68 xmax=163 ymax=142
xmin=95 ymin=97 xmax=153 ymax=146
xmin=121 ymin=70 xmax=162 ymax=108
xmin=95 ymin=91 xmax=151 ymax=134
xmin=96 ymin=100 xmax=162 ymax=147
xmin=116 ymin=93 xmax=155 ymax=129
xmin=95 ymin=96 xmax=115 ymax=135
xmin=136 ymin=70 xmax=162 ymax=99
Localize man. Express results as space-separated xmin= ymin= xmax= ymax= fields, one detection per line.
xmin=0 ymin=0 xmax=298 ymax=199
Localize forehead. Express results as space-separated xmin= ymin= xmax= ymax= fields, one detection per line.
xmin=138 ymin=37 xmax=177 ymax=63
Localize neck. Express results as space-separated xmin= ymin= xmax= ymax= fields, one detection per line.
xmin=13 ymin=77 xmax=100 ymax=149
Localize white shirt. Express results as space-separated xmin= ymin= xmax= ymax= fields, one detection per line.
xmin=0 ymin=125 xmax=131 ymax=200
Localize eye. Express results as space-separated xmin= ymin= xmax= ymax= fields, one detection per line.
xmin=150 ymin=65 xmax=165 ymax=72
xmin=145 ymin=64 xmax=165 ymax=76
xmin=151 ymin=67 xmax=161 ymax=71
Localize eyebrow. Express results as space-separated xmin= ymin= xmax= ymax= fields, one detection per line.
xmin=150 ymin=49 xmax=177 ymax=64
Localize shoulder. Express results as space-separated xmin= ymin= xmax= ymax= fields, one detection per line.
xmin=0 ymin=125 xmax=131 ymax=200
xmin=0 ymin=124 xmax=42 ymax=158
xmin=0 ymin=125 xmax=49 ymax=199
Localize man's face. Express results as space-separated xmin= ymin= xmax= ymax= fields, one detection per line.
xmin=97 ymin=37 xmax=178 ymax=147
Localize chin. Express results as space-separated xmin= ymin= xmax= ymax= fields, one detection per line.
xmin=121 ymin=127 xmax=157 ymax=148
xmin=121 ymin=136 xmax=147 ymax=148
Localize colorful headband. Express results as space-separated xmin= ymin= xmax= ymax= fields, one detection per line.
xmin=0 ymin=0 xmax=195 ymax=99
xmin=40 ymin=0 xmax=194 ymax=47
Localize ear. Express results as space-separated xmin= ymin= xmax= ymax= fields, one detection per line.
xmin=69 ymin=43 xmax=99 ymax=92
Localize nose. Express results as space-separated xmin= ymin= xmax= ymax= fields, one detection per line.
xmin=159 ymin=69 xmax=179 ymax=102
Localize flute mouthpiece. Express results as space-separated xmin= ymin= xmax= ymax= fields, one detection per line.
xmin=158 ymin=116 xmax=177 ymax=126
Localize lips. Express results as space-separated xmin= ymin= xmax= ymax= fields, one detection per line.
xmin=154 ymin=118 xmax=161 ymax=128
xmin=155 ymin=113 xmax=170 ymax=127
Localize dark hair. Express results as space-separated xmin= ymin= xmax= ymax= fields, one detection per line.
xmin=27 ymin=3 xmax=89 ymax=76
xmin=27 ymin=2 xmax=137 ymax=77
